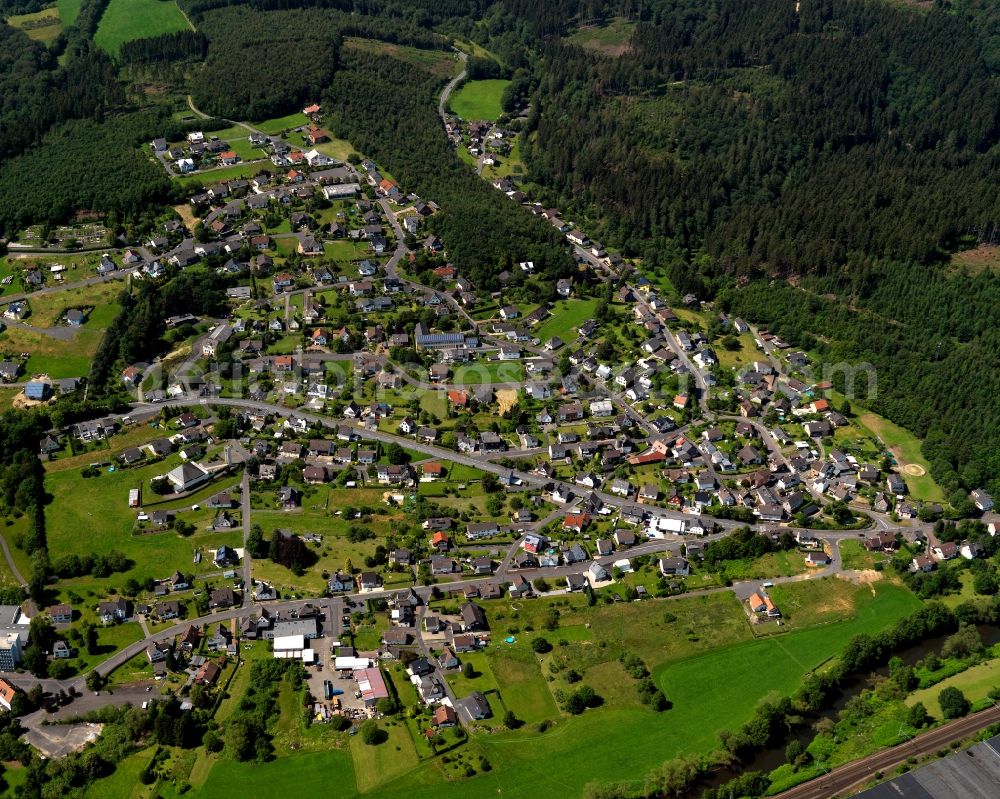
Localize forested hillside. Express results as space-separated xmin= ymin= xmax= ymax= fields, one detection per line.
xmin=0 ymin=26 xmax=124 ymax=160
xmin=0 ymin=111 xmax=172 ymax=236
xmin=325 ymin=45 xmax=573 ymax=287
xmin=470 ymin=0 xmax=1000 ymax=496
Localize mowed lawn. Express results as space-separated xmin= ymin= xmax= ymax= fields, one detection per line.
xmin=452 ymin=361 xmax=524 ymax=385
xmin=534 ymin=298 xmax=598 ymax=344
xmin=448 ymin=79 xmax=510 ymax=121
xmin=95 ymin=0 xmax=192 ymax=54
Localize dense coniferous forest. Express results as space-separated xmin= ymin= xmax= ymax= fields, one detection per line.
xmin=0 ymin=111 xmax=171 ymax=236
xmin=325 ymin=46 xmax=574 ymax=287
xmin=189 ymin=8 xmax=342 ymax=119
xmin=119 ymin=30 xmax=208 ymax=64
xmin=0 ymin=28 xmax=124 ymax=160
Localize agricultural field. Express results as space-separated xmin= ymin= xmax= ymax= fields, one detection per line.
xmin=448 ymin=79 xmax=511 ymax=122
xmin=6 ymin=7 xmax=62 ymax=44
xmin=94 ymin=0 xmax=192 ymax=55
xmin=566 ymin=17 xmax=637 ymax=56
xmin=656 ymin=582 xmax=920 ymax=750
xmin=533 ymin=298 xmax=599 ymax=344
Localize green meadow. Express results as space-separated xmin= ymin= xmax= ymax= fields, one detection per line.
xmin=448 ymin=79 xmax=511 ymax=122
xmin=166 ymin=582 xmax=924 ymax=799
xmin=95 ymin=0 xmax=191 ymax=55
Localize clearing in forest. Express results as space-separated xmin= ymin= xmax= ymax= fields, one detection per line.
xmin=94 ymin=0 xmax=192 ymax=55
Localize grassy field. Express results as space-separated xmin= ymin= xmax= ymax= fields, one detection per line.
xmin=533 ymin=298 xmax=598 ymax=344
xmin=452 ymin=361 xmax=524 ymax=385
xmin=6 ymin=7 xmax=62 ymax=43
xmin=906 ymin=657 xmax=1000 ymax=717
xmin=173 ymin=161 xmax=273 ymax=189
xmin=350 ymin=722 xmax=419 ymax=792
xmin=713 ymin=549 xmax=808 ymax=582
xmin=254 ymin=112 xmax=309 ymax=134
xmin=58 ymin=0 xmax=82 ymax=26
xmin=715 ymin=332 xmax=761 ymax=370
xmin=656 ymin=583 xmax=921 ymax=752
xmin=0 ymin=324 xmax=105 ymax=379
xmin=448 ymin=79 xmax=511 ymax=122
xmin=566 ymin=17 xmax=637 ymax=55
xmin=766 ymin=577 xmax=881 ymax=628
xmin=84 ymin=746 xmax=157 ymax=798
xmin=44 ymin=456 xmax=243 ymax=585
xmin=856 ymin=412 xmax=944 ymax=502
xmin=195 ymin=750 xmax=356 ymax=796
xmin=839 ymin=539 xmax=885 ymax=570
xmin=94 ymin=0 xmax=192 ymax=54
xmin=25 ymin=281 xmax=122 ymax=327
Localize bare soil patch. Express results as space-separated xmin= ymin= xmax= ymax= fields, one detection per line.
xmin=949 ymin=243 xmax=1000 ymax=275
xmin=496 ymin=388 xmax=518 ymax=415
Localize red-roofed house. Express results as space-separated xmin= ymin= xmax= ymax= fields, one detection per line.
xmin=421 ymin=462 xmax=443 ymax=482
xmin=430 ymin=531 xmax=450 ymax=551
xmin=563 ymin=513 xmax=591 ymax=532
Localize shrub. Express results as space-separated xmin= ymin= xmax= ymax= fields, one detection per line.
xmin=531 ymin=636 xmax=553 ymax=654
xmin=938 ymin=687 xmax=970 ymax=719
